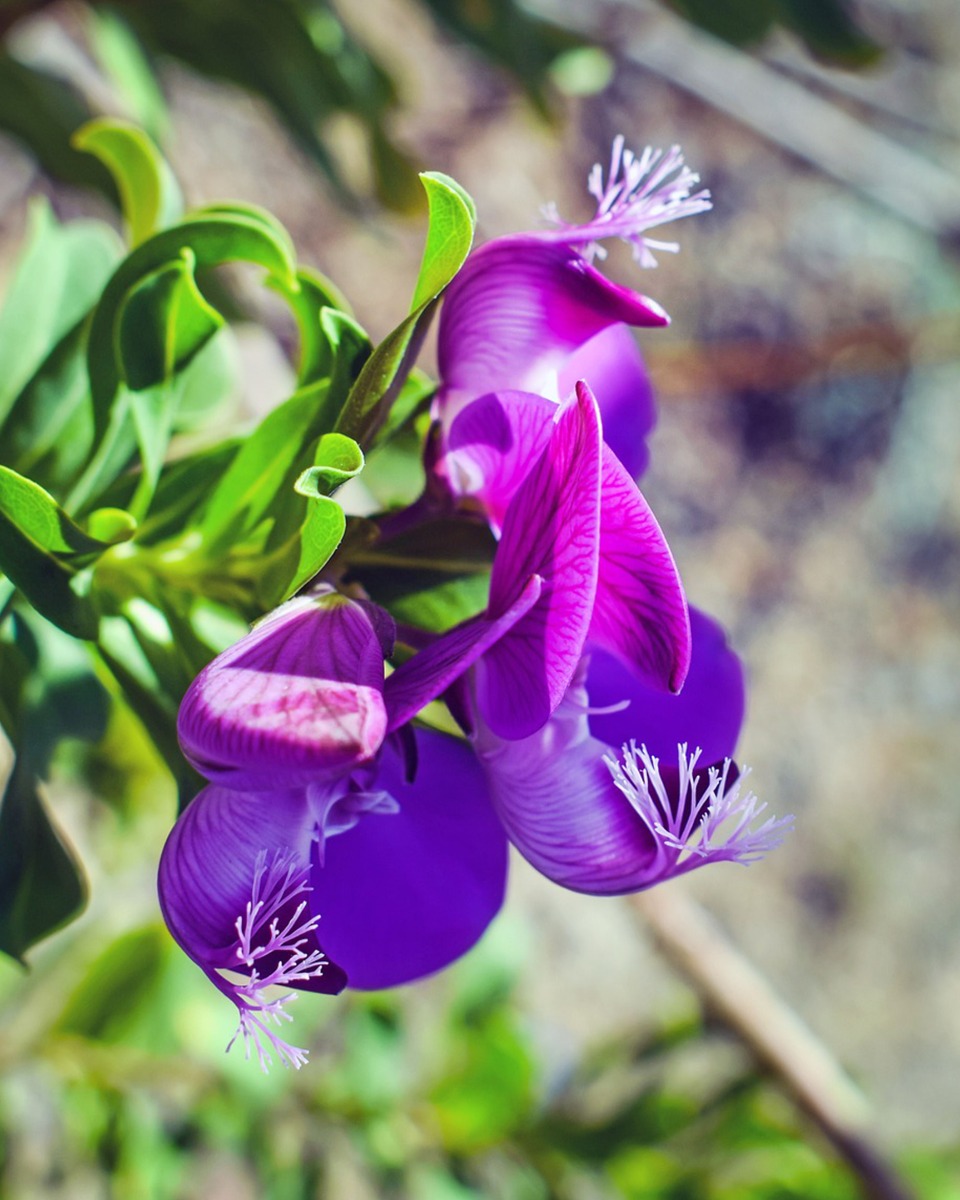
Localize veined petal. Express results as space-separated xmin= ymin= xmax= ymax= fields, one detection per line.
xmin=476 ymin=651 xmax=787 ymax=895
xmin=436 ymin=236 xmax=667 ymax=426
xmin=479 ymin=382 xmax=602 ymax=740
xmin=475 ymin=679 xmax=669 ymax=894
xmin=587 ymin=607 xmax=745 ymax=765
xmin=178 ymin=592 xmax=392 ymax=789
xmin=589 ymin=443 xmax=690 ymax=694
xmin=309 ymin=730 xmax=508 ymax=990
xmin=557 ymin=324 xmax=655 ymax=479
xmin=383 ymin=574 xmax=542 ymax=732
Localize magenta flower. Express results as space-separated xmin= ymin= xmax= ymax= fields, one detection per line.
xmin=436 ymin=138 xmax=711 ymax=477
xmin=386 ymin=382 xmax=690 ymax=735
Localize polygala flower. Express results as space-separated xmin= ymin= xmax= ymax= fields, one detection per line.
xmin=474 ymin=610 xmax=792 ymax=895
xmin=159 ymin=136 xmax=791 ymax=1072
xmin=436 ymin=136 xmax=711 ymax=477
xmin=161 ymin=593 xmax=511 ymax=1069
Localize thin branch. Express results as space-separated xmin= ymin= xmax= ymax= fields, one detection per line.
xmin=630 ymin=887 xmax=916 ymax=1200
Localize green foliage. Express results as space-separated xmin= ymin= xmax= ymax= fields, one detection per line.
xmin=72 ymin=118 xmax=183 ymax=244
xmin=0 ymin=116 xmax=484 ymax=955
xmin=663 ymin=0 xmax=882 ymax=64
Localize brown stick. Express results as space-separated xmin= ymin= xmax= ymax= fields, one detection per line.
xmin=631 ymin=887 xmax=916 ymax=1200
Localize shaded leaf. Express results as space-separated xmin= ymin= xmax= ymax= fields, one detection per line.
xmin=0 ymin=199 xmax=120 ymax=431
xmin=54 ymin=924 xmax=170 ymax=1041
xmin=117 ymin=250 xmax=224 ymax=390
xmin=0 ymin=757 xmax=87 ymax=962
xmin=0 ymin=51 xmax=114 ymax=197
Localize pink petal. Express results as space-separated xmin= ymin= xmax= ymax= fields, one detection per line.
xmin=590 ymin=444 xmax=690 ymax=693
xmin=178 ymin=592 xmax=392 ymax=789
xmin=478 ymin=382 xmax=602 ymax=739
xmin=383 ymin=574 xmax=542 ymax=732
xmin=437 ymin=236 xmax=668 ymax=426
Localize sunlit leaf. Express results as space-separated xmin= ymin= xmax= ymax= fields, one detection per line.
xmin=335 ymin=172 xmax=476 ymax=448
xmin=73 ymin=117 xmax=182 ymax=245
xmin=410 ymin=172 xmax=476 ymax=311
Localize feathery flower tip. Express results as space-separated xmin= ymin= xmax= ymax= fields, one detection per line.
xmin=544 ymin=135 xmax=712 ymax=267
xmin=222 ymin=850 xmax=327 ymax=1072
xmin=605 ymin=741 xmax=792 ymax=874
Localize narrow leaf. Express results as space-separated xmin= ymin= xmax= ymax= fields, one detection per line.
xmin=0 ymin=758 xmax=87 ymax=962
xmin=73 ymin=117 xmax=182 ymax=245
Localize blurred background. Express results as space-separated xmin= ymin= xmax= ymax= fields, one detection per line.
xmin=0 ymin=0 xmax=959 ymax=1196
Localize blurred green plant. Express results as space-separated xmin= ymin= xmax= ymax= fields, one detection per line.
xmin=0 ymin=0 xmax=883 ymax=219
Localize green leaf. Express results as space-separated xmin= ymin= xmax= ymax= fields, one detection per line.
xmin=0 ymin=51 xmax=115 ymax=199
xmin=0 ymin=466 xmax=136 ymax=637
xmin=295 ymin=433 xmax=364 ymax=495
xmin=95 ymin=618 xmax=203 ymax=809
xmin=54 ymin=924 xmax=170 ymax=1042
xmin=410 ymin=172 xmax=476 ymax=311
xmin=199 ymin=385 xmax=329 ymax=549
xmin=0 ymin=757 xmax=87 ymax=962
xmin=268 ymin=265 xmax=352 ymax=387
xmin=85 ymin=508 xmax=138 ymax=544
xmin=0 ymin=199 xmax=120 ymax=432
xmin=0 ymin=466 xmax=134 ymax=560
xmin=85 ymin=207 xmax=297 ymax=440
xmin=0 ymin=320 xmax=93 ymax=494
xmin=335 ymin=173 xmax=475 ymax=448
xmin=73 ymin=118 xmax=183 ymax=245
xmin=116 ymin=249 xmax=225 ymax=390
xmin=256 ymin=434 xmax=363 ymax=606
xmin=257 ymin=496 xmax=345 ymax=607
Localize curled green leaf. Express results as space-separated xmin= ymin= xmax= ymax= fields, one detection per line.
xmin=73 ymin=117 xmax=182 ymax=245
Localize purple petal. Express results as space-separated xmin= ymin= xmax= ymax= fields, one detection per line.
xmin=443 ymin=390 xmax=555 ymax=530
xmin=383 ymin=574 xmax=542 ymax=732
xmin=178 ymin=593 xmax=392 ymax=789
xmin=309 ymin=730 xmax=508 ymax=989
xmin=475 ymin=680 xmax=668 ymax=894
xmin=478 ymin=382 xmax=602 ymax=739
xmin=437 ymin=236 xmax=668 ymax=425
xmin=589 ymin=444 xmax=690 ymax=694
xmin=586 ymin=607 xmax=746 ymax=765
xmin=557 ymin=324 xmax=655 ymax=479
xmin=158 ymin=785 xmax=346 ymax=995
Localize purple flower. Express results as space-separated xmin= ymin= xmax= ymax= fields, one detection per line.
xmin=436 ymin=138 xmax=711 ymax=476
xmin=474 ymin=610 xmax=792 ymax=895
xmin=177 ymin=589 xmax=393 ymax=790
xmin=158 ymin=138 xmax=790 ymax=1072
xmin=387 ymin=382 xmax=690 ymax=736
xmin=161 ymin=592 xmax=510 ymax=1070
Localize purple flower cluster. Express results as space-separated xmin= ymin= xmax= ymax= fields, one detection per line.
xmin=158 ymin=139 xmax=791 ymax=1069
